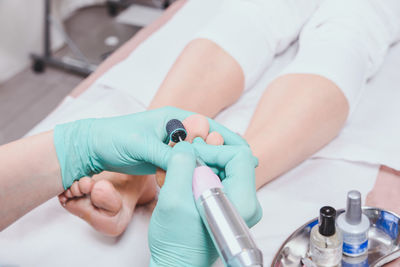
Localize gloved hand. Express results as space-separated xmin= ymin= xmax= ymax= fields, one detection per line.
xmin=148 ymin=141 xmax=262 ymax=267
xmin=193 ymin=137 xmax=262 ymax=227
xmin=53 ymin=106 xmax=247 ymax=189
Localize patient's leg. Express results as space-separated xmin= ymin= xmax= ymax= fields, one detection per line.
xmin=59 ymin=37 xmax=244 ymax=236
xmin=58 ymin=0 xmax=324 ymax=235
xmin=59 ymin=114 xmax=224 ymax=236
xmin=243 ymin=0 xmax=399 ymax=188
xmin=149 ymin=38 xmax=244 ymax=116
xmin=60 ymin=37 xmax=244 ymax=233
xmin=244 ymin=74 xmax=349 ymax=188
xmin=59 ymin=0 xmax=317 ymax=234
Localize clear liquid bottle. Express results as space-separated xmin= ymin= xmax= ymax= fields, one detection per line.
xmin=310 ymin=206 xmax=343 ymax=267
xmin=336 ymin=190 xmax=370 ymax=257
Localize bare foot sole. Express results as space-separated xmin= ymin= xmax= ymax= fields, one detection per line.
xmin=59 ymin=114 xmax=224 ymax=236
xmin=59 ymin=172 xmax=155 ymax=236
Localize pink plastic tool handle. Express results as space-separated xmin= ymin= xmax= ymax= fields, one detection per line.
xmin=192 ymin=166 xmax=223 ymax=200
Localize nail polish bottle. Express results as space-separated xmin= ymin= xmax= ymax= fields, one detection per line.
xmin=336 ymin=190 xmax=370 ymax=257
xmin=310 ymin=206 xmax=342 ymax=267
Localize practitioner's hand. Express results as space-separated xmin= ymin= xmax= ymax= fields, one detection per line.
xmin=148 ymin=142 xmax=261 ymax=267
xmin=193 ymin=138 xmax=262 ymax=227
xmin=53 ymin=106 xmax=247 ymax=189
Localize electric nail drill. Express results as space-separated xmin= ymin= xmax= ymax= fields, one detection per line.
xmin=166 ymin=119 xmax=264 ymax=267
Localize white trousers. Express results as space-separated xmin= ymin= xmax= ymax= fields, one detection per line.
xmin=195 ymin=0 xmax=320 ymax=90
xmin=196 ymin=0 xmax=400 ymax=111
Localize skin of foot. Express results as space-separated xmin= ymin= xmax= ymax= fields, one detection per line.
xmin=366 ymin=165 xmax=400 ymax=215
xmin=58 ymin=114 xmax=224 ymax=236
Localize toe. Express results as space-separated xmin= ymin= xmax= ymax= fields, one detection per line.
xmin=182 ymin=114 xmax=209 ymax=142
xmin=58 ymin=194 xmax=67 ymax=205
xmin=91 ymin=180 xmax=123 ymax=216
xmin=70 ymin=182 xmax=83 ymax=197
xmin=206 ymin=131 xmax=224 ymax=145
xmin=64 ymin=196 xmax=95 ymax=220
xmin=65 ymin=189 xmax=73 ymax=198
xmin=157 ymin=114 xmax=212 ymax=188
xmin=155 ymin=168 xmax=166 ymax=188
xmin=137 ymin=175 xmax=157 ymax=205
xmin=62 ymin=180 xmax=132 ymax=237
xmin=64 ymin=197 xmax=125 ymax=237
xmin=79 ymin=177 xmax=94 ymax=194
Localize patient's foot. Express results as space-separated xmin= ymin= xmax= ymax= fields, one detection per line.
xmin=58 ymin=172 xmax=156 ymax=236
xmin=366 ymin=165 xmax=400 ymax=215
xmin=58 ymin=114 xmax=224 ymax=236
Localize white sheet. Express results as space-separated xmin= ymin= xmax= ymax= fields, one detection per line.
xmin=0 ymin=0 xmax=396 ymax=265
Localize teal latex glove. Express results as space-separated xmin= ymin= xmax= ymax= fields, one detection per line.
xmin=148 ymin=141 xmax=262 ymax=267
xmin=193 ymin=138 xmax=262 ymax=227
xmin=53 ymin=106 xmax=247 ymax=189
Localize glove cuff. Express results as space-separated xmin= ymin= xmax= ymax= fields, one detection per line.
xmin=149 ymin=258 xmax=163 ymax=267
xmin=54 ymin=119 xmax=99 ymax=189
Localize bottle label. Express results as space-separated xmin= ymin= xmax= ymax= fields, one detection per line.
xmin=310 ymin=242 xmax=342 ymax=266
xmin=342 ymin=230 xmax=368 ymax=244
xmin=342 ymin=256 xmax=368 ymax=267
xmin=343 ymin=239 xmax=368 ymax=256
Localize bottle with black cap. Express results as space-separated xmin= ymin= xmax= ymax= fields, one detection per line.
xmin=310 ymin=206 xmax=343 ymax=266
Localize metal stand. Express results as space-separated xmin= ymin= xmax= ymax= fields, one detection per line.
xmin=31 ymin=0 xmax=97 ymax=76
xmin=106 ymin=0 xmax=128 ymax=16
xmin=106 ymin=0 xmax=171 ymax=17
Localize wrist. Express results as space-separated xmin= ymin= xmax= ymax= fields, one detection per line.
xmin=54 ymin=119 xmax=100 ymax=189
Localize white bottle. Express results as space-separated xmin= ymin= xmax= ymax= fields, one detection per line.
xmin=336 ymin=190 xmax=370 ymax=257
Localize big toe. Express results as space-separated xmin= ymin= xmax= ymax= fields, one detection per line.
xmin=91 ymin=180 xmax=123 ymax=216
xmin=182 ymin=114 xmax=210 ymax=142
xmin=78 ymin=177 xmax=94 ymax=194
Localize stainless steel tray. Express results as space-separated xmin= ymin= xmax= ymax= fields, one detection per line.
xmin=272 ymin=207 xmax=400 ymax=266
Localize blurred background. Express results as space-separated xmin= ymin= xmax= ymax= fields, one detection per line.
xmin=0 ymin=0 xmax=170 ymax=145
